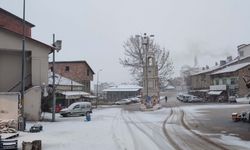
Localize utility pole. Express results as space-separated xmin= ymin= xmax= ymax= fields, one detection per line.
xmin=19 ymin=0 xmax=26 ymax=131
xmin=52 ymin=34 xmax=56 ymax=122
xmin=51 ymin=35 xmax=62 ymax=122
xmin=96 ymin=69 xmax=102 ymax=108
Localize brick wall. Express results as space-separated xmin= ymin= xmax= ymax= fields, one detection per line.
xmin=49 ymin=62 xmax=94 ymax=92
xmin=238 ymin=66 xmax=250 ymax=97
xmin=0 ymin=12 xmax=32 ymax=37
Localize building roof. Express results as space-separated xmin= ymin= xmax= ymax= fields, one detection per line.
xmin=211 ymin=63 xmax=250 ymax=75
xmin=191 ymin=58 xmax=239 ymax=76
xmin=237 ymin=44 xmax=250 ymax=50
xmin=58 ymin=91 xmax=91 ymax=99
xmin=50 ymin=60 xmax=95 ymax=74
xmin=48 ymin=71 xmax=83 ymax=86
xmin=0 ymin=7 xmax=35 ymax=27
xmin=103 ymin=85 xmax=142 ymax=92
xmin=0 ymin=27 xmax=55 ymax=50
xmin=208 ymin=91 xmax=223 ymax=95
xmin=59 ymin=91 xmax=90 ymax=96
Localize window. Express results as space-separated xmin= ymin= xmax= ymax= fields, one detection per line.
xmin=87 ymin=69 xmax=90 ymax=76
xmin=65 ymin=66 xmax=70 ymax=72
xmin=222 ymin=78 xmax=227 ymax=85
xmin=215 ymin=79 xmax=219 ymax=85
xmin=239 ymin=51 xmax=244 ymax=57
xmin=73 ymin=105 xmax=80 ymax=109
xmin=50 ymin=67 xmax=53 ymax=72
xmin=148 ymin=57 xmax=153 ymax=66
xmin=231 ymin=78 xmax=236 ymax=85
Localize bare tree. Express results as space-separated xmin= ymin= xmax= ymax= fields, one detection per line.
xmin=119 ymin=35 xmax=173 ymax=87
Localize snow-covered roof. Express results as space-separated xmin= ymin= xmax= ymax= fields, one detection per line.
xmin=191 ymin=58 xmax=238 ymax=76
xmin=103 ymin=85 xmax=142 ymax=92
xmin=59 ymin=91 xmax=90 ymax=96
xmin=48 ymin=71 xmax=83 ymax=86
xmin=211 ymin=63 xmax=250 ymax=75
xmin=165 ymin=85 xmax=175 ymax=90
xmin=191 ymin=65 xmax=222 ymax=76
xmin=58 ymin=91 xmax=91 ymax=99
xmin=208 ymin=91 xmax=223 ymax=95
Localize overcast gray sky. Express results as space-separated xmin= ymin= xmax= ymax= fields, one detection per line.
xmin=1 ymin=0 xmax=250 ymax=84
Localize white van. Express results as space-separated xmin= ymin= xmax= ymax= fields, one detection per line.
xmin=60 ymin=102 xmax=92 ymax=117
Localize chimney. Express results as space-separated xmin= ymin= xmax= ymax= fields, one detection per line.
xmin=206 ymin=65 xmax=209 ymax=69
xmin=220 ymin=60 xmax=226 ymax=66
xmin=215 ymin=62 xmax=218 ymax=66
xmin=202 ymin=67 xmax=205 ymax=70
xmin=227 ymin=56 xmax=232 ymax=62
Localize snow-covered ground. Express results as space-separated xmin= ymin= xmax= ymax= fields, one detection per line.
xmin=14 ymin=104 xmax=250 ymax=150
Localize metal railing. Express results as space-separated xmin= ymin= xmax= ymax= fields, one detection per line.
xmin=8 ymin=73 xmax=32 ymax=92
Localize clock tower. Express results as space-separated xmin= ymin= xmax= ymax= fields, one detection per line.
xmin=141 ymin=33 xmax=160 ymax=109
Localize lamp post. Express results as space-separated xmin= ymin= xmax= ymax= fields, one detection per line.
xmin=51 ymin=34 xmax=62 ymax=122
xmin=96 ymin=69 xmax=102 ymax=108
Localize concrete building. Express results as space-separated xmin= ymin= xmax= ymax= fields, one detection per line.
xmin=49 ymin=61 xmax=94 ymax=93
xmin=0 ymin=8 xmax=55 ymax=120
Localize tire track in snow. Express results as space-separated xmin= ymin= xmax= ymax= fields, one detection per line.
xmin=111 ymin=109 xmax=127 ymax=150
xmin=131 ymin=111 xmax=175 ymax=150
xmin=162 ymin=108 xmax=182 ymax=150
xmin=120 ymin=110 xmax=139 ymax=150
xmin=163 ymin=102 xmax=229 ymax=150
xmin=123 ymin=110 xmax=168 ymax=150
xmin=180 ymin=109 xmax=229 ymax=150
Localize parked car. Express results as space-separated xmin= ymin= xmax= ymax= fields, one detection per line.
xmin=177 ymin=93 xmax=184 ymax=101
xmin=115 ymin=99 xmax=132 ymax=105
xmin=188 ymin=95 xmax=203 ymax=103
xmin=60 ymin=102 xmax=92 ymax=117
xmin=182 ymin=95 xmax=191 ymax=102
xmin=228 ymin=96 xmax=237 ymax=103
xmin=129 ymin=97 xmax=141 ymax=103
xmin=242 ymin=111 xmax=250 ymax=122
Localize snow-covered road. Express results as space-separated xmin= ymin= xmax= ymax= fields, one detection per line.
xmin=15 ymin=104 xmax=250 ymax=150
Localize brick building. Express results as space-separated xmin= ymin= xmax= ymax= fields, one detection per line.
xmin=210 ymin=63 xmax=250 ymax=97
xmin=0 ymin=8 xmax=34 ymax=37
xmin=49 ymin=61 xmax=94 ymax=92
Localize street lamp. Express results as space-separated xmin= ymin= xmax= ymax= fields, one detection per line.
xmin=51 ymin=34 xmax=62 ymax=122
xmin=96 ymin=69 xmax=102 ymax=108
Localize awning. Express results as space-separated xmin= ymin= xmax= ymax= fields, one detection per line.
xmin=58 ymin=91 xmax=90 ymax=99
xmin=208 ymin=91 xmax=223 ymax=95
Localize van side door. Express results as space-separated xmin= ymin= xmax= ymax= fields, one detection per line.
xmin=72 ymin=104 xmax=81 ymax=115
xmin=80 ymin=104 xmax=87 ymax=115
